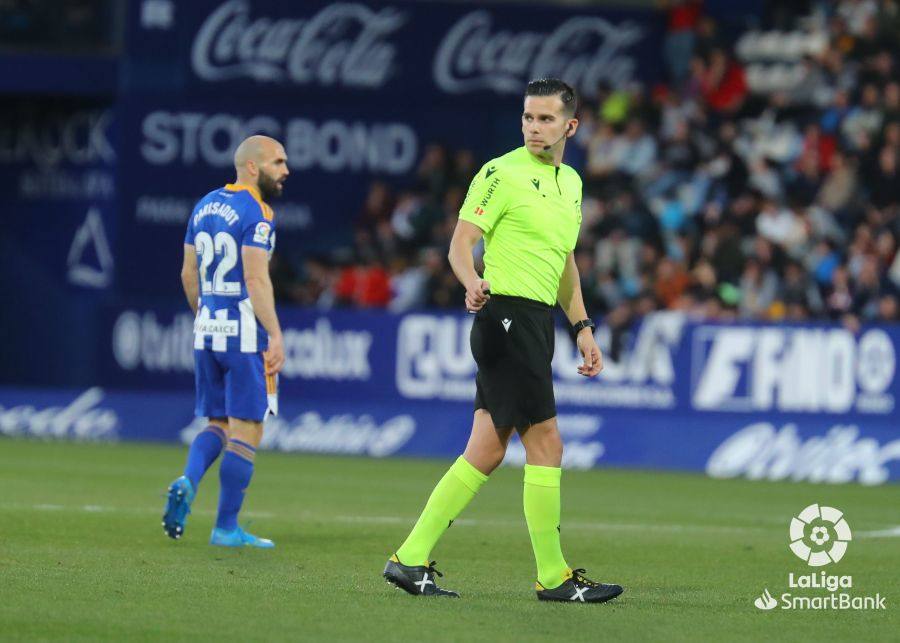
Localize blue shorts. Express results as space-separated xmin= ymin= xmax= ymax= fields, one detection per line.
xmin=194 ymin=350 xmax=275 ymax=422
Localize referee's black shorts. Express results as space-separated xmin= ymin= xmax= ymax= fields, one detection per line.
xmin=470 ymin=294 xmax=556 ymax=429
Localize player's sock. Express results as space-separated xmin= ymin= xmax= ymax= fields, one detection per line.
xmin=395 ymin=455 xmax=487 ymax=566
xmin=183 ymin=424 xmax=227 ymax=488
xmin=523 ymin=464 xmax=570 ymax=590
xmin=215 ymin=439 xmax=256 ymax=531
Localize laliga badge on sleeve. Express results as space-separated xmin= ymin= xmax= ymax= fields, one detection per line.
xmin=253 ymin=222 xmax=271 ymax=244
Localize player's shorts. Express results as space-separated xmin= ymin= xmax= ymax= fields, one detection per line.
xmin=470 ymin=294 xmax=556 ymax=429
xmin=194 ymin=350 xmax=277 ymax=422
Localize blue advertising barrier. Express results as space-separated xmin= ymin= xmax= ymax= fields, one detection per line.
xmin=2 ymin=310 xmax=897 ymax=485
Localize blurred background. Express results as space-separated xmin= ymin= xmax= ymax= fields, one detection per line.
xmin=0 ymin=0 xmax=898 ymax=485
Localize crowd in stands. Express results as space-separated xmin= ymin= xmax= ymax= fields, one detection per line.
xmin=278 ymin=0 xmax=900 ymax=329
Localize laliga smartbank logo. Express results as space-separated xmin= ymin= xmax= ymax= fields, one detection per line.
xmin=789 ymin=503 xmax=851 ymax=566
xmin=754 ymin=504 xmax=886 ymax=611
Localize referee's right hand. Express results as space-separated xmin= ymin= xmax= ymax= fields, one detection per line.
xmin=465 ymin=279 xmax=491 ymax=313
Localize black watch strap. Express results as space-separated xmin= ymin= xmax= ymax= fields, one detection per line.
xmin=572 ymin=319 xmax=595 ymax=335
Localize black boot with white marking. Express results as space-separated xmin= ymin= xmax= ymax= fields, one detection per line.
xmin=383 ymin=556 xmax=459 ymax=597
xmin=536 ymin=568 xmax=623 ymax=604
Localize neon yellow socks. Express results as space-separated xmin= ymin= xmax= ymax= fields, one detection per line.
xmin=524 ymin=464 xmax=569 ymax=589
xmin=395 ymin=456 xmax=488 ymax=566
xmin=395 ymin=457 xmax=570 ymax=589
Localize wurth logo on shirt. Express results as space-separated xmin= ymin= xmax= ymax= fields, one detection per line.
xmin=474 ymin=207 xmax=485 ymax=215
xmin=479 ymin=177 xmax=500 ymax=207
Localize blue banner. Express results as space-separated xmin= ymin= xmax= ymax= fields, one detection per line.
xmin=0 ymin=98 xmax=119 ymax=386
xmin=3 ymin=308 xmax=882 ymax=485
xmin=2 ymin=382 xmax=898 ymax=486
xmin=99 ymin=307 xmax=900 ymax=416
xmin=123 ymin=0 xmax=664 ymax=99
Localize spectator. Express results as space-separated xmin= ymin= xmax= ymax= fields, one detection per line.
xmin=877 ymin=293 xmax=899 ymax=321
xmin=868 ymin=145 xmax=900 ymax=207
xmin=701 ymin=48 xmax=748 ymax=114
xmin=826 ymin=264 xmax=856 ymax=318
xmin=388 ymin=251 xmax=430 ymax=313
xmin=756 ymin=199 xmax=806 ymax=251
xmin=586 ymin=122 xmax=624 ymax=185
xmin=653 ymin=256 xmax=691 ymax=307
xmin=853 ymin=254 xmax=889 ymax=317
xmin=790 ymin=154 xmax=825 ymax=206
xmin=816 ymin=150 xmax=858 ymax=215
xmin=842 ymin=83 xmax=884 ymax=149
xmin=416 ymin=144 xmax=451 ymax=201
xmin=334 ymin=256 xmax=391 ymax=308
xmin=739 ymin=257 xmax=779 ymax=317
xmin=779 ymin=260 xmax=824 ymax=315
xmin=356 ymin=181 xmax=394 ymax=236
xmin=663 ymin=0 xmax=703 ymax=85
xmin=617 ymin=119 xmax=658 ymax=178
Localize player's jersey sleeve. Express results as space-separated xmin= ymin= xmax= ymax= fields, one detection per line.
xmin=239 ymin=199 xmax=275 ymax=251
xmin=458 ymin=161 xmax=511 ymax=234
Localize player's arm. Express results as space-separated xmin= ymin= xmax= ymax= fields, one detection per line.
xmin=181 ymin=244 xmax=199 ymax=315
xmin=243 ymin=246 xmax=284 ymax=375
xmin=557 ymin=251 xmax=603 ymax=377
xmin=449 ymin=220 xmax=490 ymax=312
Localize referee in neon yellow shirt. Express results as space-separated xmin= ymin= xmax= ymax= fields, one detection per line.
xmin=384 ymin=79 xmax=624 ymax=604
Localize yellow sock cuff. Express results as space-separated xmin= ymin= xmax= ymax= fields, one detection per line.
xmin=523 ymin=464 xmax=561 ymax=488
xmin=451 ymin=456 xmax=489 ymax=493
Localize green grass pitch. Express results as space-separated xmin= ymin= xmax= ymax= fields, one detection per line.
xmin=0 ymin=438 xmax=897 ymax=641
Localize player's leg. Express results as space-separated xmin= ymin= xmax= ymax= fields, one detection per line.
xmin=182 ymin=417 xmax=228 ymax=488
xmin=211 ymin=417 xmax=272 ymax=547
xmin=520 ymin=417 xmax=622 ymax=603
xmin=210 ymin=351 xmax=273 ymax=548
xmin=163 ymin=349 xmax=227 ymax=539
xmin=384 ymin=410 xmax=513 ymax=596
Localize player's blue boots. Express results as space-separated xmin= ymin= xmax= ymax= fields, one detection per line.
xmin=163 ymin=475 xmax=272 ymax=548
xmin=162 ymin=476 xmax=195 ymax=539
xmin=210 ymin=526 xmax=275 ymax=549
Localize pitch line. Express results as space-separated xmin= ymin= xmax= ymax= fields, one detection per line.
xmin=10 ymin=504 xmax=900 ymax=537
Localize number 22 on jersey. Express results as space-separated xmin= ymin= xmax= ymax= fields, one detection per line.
xmin=194 ymin=231 xmax=240 ymax=296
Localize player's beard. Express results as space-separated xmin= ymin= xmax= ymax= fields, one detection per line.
xmin=257 ymin=169 xmax=283 ymax=201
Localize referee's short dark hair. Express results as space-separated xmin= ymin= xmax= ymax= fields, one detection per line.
xmin=525 ymin=78 xmax=578 ymax=117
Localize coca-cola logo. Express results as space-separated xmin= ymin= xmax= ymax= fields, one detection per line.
xmin=191 ymin=0 xmax=405 ymax=87
xmin=433 ymin=10 xmax=644 ymax=95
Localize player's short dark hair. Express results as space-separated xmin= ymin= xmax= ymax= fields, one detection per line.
xmin=525 ymin=78 xmax=577 ymax=117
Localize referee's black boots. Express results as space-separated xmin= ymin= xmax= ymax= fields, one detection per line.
xmin=383 ymin=556 xmax=460 ymax=597
xmin=536 ymin=568 xmax=624 ymax=604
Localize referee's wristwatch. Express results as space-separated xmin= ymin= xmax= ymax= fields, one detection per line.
xmin=571 ymin=319 xmax=595 ymax=338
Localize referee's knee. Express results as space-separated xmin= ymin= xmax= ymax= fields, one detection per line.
xmin=522 ymin=430 xmax=563 ymax=467
xmin=462 ymin=447 xmax=505 ymax=476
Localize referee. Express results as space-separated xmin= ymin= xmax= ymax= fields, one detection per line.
xmin=383 ymin=78 xmax=624 ymax=604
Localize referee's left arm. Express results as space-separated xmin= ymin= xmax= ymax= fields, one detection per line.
xmin=558 ymin=252 xmax=603 ymax=376
xmin=557 ymin=252 xmax=588 ymax=326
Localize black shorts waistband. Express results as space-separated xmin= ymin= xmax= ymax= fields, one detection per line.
xmin=489 ymin=294 xmax=554 ymax=311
